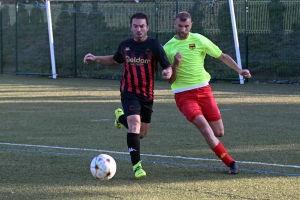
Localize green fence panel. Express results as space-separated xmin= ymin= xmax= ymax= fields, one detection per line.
xmin=0 ymin=0 xmax=299 ymax=83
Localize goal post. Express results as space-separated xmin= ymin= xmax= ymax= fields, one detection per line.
xmin=45 ymin=0 xmax=56 ymax=79
xmin=228 ymin=0 xmax=244 ymax=84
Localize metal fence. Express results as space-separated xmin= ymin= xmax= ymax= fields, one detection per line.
xmin=0 ymin=0 xmax=299 ymax=83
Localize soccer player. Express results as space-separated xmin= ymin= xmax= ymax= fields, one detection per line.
xmin=84 ymin=13 xmax=177 ymax=179
xmin=163 ymin=11 xmax=251 ymax=174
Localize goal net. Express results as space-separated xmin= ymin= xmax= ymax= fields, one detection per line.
xmin=14 ymin=0 xmax=243 ymax=82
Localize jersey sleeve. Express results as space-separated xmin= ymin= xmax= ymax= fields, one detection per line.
xmin=154 ymin=39 xmax=171 ymax=69
xmin=199 ymin=35 xmax=222 ymax=58
xmin=163 ymin=42 xmax=173 ymax=64
xmin=113 ymin=42 xmax=125 ymax=63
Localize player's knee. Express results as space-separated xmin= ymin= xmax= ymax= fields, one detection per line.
xmin=139 ymin=131 xmax=147 ymax=139
xmin=139 ymin=123 xmax=150 ymax=139
xmin=127 ymin=116 xmax=141 ymax=133
xmin=214 ymin=130 xmax=224 ymax=137
xmin=127 ymin=117 xmax=140 ymax=125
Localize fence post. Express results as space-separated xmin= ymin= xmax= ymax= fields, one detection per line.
xmin=0 ymin=1 xmax=3 ymax=74
xmin=73 ymin=1 xmax=77 ymax=78
xmin=245 ymin=0 xmax=248 ymax=82
xmin=15 ymin=0 xmax=19 ymax=74
xmin=154 ymin=0 xmax=157 ymax=40
xmin=245 ymin=0 xmax=248 ymax=68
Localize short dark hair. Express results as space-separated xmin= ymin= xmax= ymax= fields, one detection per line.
xmin=175 ymin=11 xmax=191 ymax=22
xmin=130 ymin=12 xmax=149 ymax=26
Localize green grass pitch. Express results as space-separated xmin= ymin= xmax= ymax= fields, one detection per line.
xmin=0 ymin=75 xmax=299 ymax=200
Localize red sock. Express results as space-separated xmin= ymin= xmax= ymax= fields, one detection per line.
xmin=211 ymin=142 xmax=235 ymax=167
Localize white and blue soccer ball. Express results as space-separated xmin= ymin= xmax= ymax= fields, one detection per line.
xmin=90 ymin=154 xmax=117 ymax=180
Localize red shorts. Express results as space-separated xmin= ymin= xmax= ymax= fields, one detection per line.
xmin=174 ymin=85 xmax=221 ymax=122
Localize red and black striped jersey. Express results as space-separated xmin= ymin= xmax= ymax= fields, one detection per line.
xmin=113 ymin=36 xmax=171 ymax=100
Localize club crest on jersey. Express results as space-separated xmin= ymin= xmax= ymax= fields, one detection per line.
xmin=125 ymin=47 xmax=130 ymax=51
xmin=189 ymin=44 xmax=196 ymax=50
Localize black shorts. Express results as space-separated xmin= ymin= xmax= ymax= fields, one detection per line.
xmin=121 ymin=92 xmax=153 ymax=123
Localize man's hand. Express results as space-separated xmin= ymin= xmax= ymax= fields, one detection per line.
xmin=162 ymin=67 xmax=172 ymax=79
xmin=83 ymin=53 xmax=96 ymax=64
xmin=173 ymin=52 xmax=182 ymax=67
xmin=240 ymin=69 xmax=251 ymax=78
xmin=165 ymin=52 xmax=182 ymax=84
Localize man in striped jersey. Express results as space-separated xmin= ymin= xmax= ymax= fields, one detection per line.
xmin=84 ymin=13 xmax=179 ymax=179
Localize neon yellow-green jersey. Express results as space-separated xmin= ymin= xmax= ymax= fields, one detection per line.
xmin=163 ymin=32 xmax=222 ymax=93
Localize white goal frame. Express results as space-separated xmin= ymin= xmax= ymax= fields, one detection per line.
xmin=228 ymin=0 xmax=244 ymax=84
xmin=45 ymin=0 xmax=56 ymax=79
xmin=45 ymin=0 xmax=244 ymax=84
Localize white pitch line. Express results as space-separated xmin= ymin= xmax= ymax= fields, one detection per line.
xmin=1 ymin=142 xmax=299 ymax=169
xmin=217 ymin=88 xmax=300 ymax=95
xmin=90 ymin=119 xmax=110 ymax=122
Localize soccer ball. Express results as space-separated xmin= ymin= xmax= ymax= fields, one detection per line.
xmin=90 ymin=154 xmax=117 ymax=180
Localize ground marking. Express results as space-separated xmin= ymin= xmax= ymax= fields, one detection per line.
xmin=1 ymin=142 xmax=299 ymax=169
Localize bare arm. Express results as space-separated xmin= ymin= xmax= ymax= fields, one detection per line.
xmin=83 ymin=53 xmax=120 ymax=66
xmin=167 ymin=65 xmax=177 ymax=84
xmin=167 ymin=52 xmax=182 ymax=84
xmin=218 ymin=53 xmax=251 ymax=78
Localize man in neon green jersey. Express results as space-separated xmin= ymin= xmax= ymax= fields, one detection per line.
xmin=164 ymin=11 xmax=251 ymax=174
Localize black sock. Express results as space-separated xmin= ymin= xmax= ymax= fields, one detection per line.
xmin=127 ymin=133 xmax=140 ymax=166
xmin=119 ymin=115 xmax=128 ymax=129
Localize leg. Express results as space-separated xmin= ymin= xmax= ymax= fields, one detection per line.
xmin=115 ymin=95 xmax=153 ymax=135
xmin=139 ymin=122 xmax=150 ymax=139
xmin=174 ymin=86 xmax=238 ymax=174
xmin=128 ymin=97 xmax=153 ymax=178
xmin=126 ymin=114 xmax=146 ymax=178
xmin=127 ymin=114 xmax=141 ymax=133
xmin=120 ymin=92 xmax=148 ymax=179
xmin=192 ymin=115 xmax=219 ymax=148
xmin=138 ymin=101 xmax=153 ymax=139
xmin=126 ymin=115 xmax=141 ymax=166
xmin=209 ymin=119 xmax=224 ymax=137
xmin=192 ymin=115 xmax=238 ymax=174
xmin=115 ymin=110 xmax=150 ymax=139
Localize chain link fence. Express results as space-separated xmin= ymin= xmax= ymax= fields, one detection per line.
xmin=1 ymin=0 xmax=299 ymax=83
